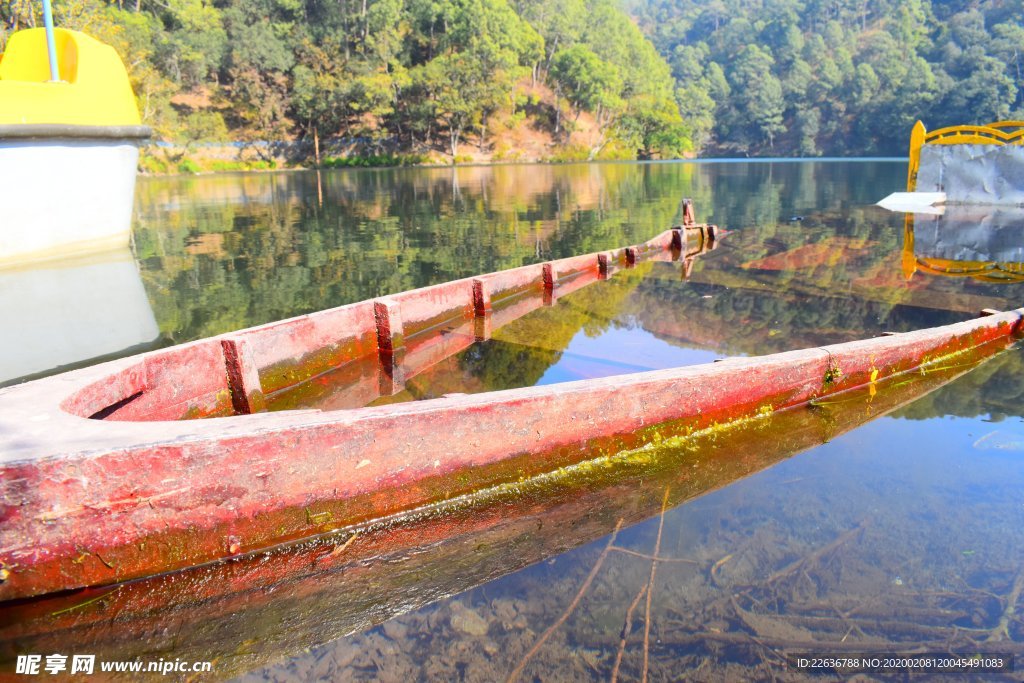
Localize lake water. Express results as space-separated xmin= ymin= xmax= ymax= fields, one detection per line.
xmin=5 ymin=160 xmax=1024 ymax=680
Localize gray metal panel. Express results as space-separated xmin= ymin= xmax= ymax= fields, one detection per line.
xmin=917 ymin=144 xmax=1024 ymax=205
xmin=914 ymin=205 xmax=1024 ymax=261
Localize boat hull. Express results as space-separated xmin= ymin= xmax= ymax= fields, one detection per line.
xmin=0 ymin=227 xmax=1020 ymax=601
xmin=0 ymin=137 xmax=141 ymax=267
xmin=0 ymin=357 xmax=988 ymax=677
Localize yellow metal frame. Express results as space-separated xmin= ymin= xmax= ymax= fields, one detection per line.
xmin=913 ymin=257 xmax=1024 ymax=283
xmin=0 ymin=28 xmax=141 ymax=127
xmin=906 ymin=120 xmax=1024 ymax=191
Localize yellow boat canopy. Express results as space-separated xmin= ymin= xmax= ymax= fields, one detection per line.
xmin=0 ymin=28 xmax=143 ymax=129
xmin=907 ymin=119 xmax=1024 ymax=191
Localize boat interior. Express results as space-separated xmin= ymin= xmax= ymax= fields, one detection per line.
xmin=61 ymin=226 xmax=716 ymax=422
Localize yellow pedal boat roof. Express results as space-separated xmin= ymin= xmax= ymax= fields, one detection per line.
xmin=0 ymin=28 xmax=142 ymax=128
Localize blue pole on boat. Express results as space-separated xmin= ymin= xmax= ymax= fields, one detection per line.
xmin=40 ymin=0 xmax=60 ymax=81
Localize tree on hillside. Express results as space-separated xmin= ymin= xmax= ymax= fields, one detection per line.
xmin=618 ymin=95 xmax=692 ymax=159
xmin=151 ymin=0 xmax=226 ymax=88
xmin=671 ymin=44 xmax=716 ymax=149
xmin=3 ymin=0 xmax=692 ymax=162
xmin=222 ymin=0 xmax=297 ymax=138
xmin=725 ymin=45 xmax=785 ymax=151
xmin=516 ymin=0 xmax=586 ymax=81
xmin=419 ymin=52 xmax=504 ymax=156
xmin=549 ymin=45 xmax=621 ymax=120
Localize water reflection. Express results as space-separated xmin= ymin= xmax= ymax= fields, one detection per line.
xmin=904 ymin=207 xmax=1024 ymax=283
xmin=126 ymin=161 xmax=1024 ymax=421
xmin=130 ymin=161 xmax=926 ymax=348
xmin=0 ymin=249 xmax=159 ymax=386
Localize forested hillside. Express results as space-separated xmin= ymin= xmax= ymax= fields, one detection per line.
xmin=1 ymin=0 xmax=689 ymax=165
xmin=5 ymin=0 xmax=1020 ymax=162
xmin=625 ymin=0 xmax=1024 ymax=156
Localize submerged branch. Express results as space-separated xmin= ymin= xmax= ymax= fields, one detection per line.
xmin=642 ymin=488 xmax=671 ymax=683
xmin=506 ymin=519 xmax=624 ymax=683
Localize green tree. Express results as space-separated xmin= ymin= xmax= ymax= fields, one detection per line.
xmin=419 ymin=53 xmax=501 ymax=155
xmin=618 ymin=95 xmax=692 ymax=159
xmin=550 ymin=45 xmax=620 ymax=120
xmin=222 ymin=0 xmax=297 ymax=138
xmin=626 ymin=0 xmax=1024 ymax=156
xmin=516 ymin=0 xmax=585 ymax=80
xmin=991 ymin=22 xmax=1024 ymax=114
xmin=726 ymin=45 xmax=785 ymax=151
xmin=152 ymin=0 xmax=226 ymax=88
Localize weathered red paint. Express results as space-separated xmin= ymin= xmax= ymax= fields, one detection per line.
xmin=550 ymin=252 xmax=600 ymax=282
xmin=63 ymin=340 xmax=236 ymax=421
xmin=240 ymin=301 xmax=379 ymax=396
xmin=0 ymin=352 xmax=1003 ymax=678
xmin=0 ymin=223 xmax=1021 ymax=602
xmin=0 ymin=352 xmax=1007 ymax=683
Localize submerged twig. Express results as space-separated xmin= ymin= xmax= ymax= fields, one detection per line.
xmin=986 ymin=570 xmax=1024 ymax=642
xmin=710 ymin=553 xmax=733 ymax=586
xmin=610 ymin=583 xmax=648 ymax=683
xmin=505 ymin=519 xmax=623 ymax=683
xmin=609 ymin=547 xmax=699 ymax=564
xmin=642 ymin=488 xmax=671 ymax=683
xmin=765 ymin=519 xmax=868 ymax=586
xmin=597 ymin=630 xmax=964 ymax=653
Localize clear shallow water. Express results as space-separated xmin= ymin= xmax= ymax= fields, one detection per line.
xmin=5 ymin=161 xmax=1024 ymax=680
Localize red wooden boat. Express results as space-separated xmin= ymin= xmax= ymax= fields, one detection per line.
xmin=0 ymin=356 xmax=991 ymax=676
xmin=0 ymin=216 xmax=1021 ymax=602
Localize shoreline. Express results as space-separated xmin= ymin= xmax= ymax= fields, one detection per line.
xmin=138 ymin=153 xmax=910 ymax=178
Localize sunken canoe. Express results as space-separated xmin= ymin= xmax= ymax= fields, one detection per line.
xmin=0 ymin=353 xmax=994 ymax=677
xmin=0 ymin=224 xmax=1022 ymax=601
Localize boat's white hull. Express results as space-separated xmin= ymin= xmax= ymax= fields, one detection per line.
xmin=0 ymin=139 xmax=139 ymax=267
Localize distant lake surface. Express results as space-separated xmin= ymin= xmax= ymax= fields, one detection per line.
xmin=8 ymin=161 xmax=1024 ymax=681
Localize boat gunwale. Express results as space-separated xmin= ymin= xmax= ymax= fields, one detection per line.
xmin=0 ymin=124 xmax=152 ymax=140
xmin=0 ymin=307 xmax=1020 ymax=600
xmin=0 ymin=228 xmax=685 ymax=440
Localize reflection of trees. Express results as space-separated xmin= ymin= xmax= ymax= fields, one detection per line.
xmin=894 ymin=348 xmax=1024 ymax=422
xmin=631 ymin=272 xmax=966 ymax=357
xmin=457 ymin=263 xmax=653 ymax=391
xmin=133 ymin=165 xmax=711 ymax=344
xmin=456 ymin=341 xmax=560 ymax=394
